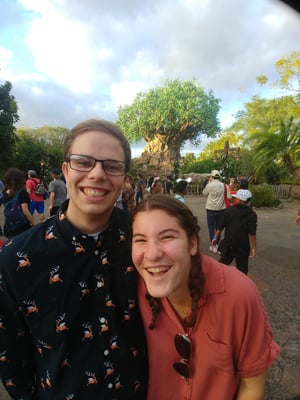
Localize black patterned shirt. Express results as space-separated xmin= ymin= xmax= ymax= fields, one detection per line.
xmin=0 ymin=202 xmax=148 ymax=399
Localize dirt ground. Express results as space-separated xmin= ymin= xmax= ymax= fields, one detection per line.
xmin=0 ymin=196 xmax=299 ymax=399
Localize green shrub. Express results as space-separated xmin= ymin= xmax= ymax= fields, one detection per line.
xmin=250 ymin=184 xmax=281 ymax=208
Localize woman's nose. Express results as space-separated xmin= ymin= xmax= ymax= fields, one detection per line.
xmin=144 ymin=241 xmax=162 ymax=260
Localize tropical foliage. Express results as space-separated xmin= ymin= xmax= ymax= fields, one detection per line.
xmin=0 ymin=81 xmax=19 ymax=173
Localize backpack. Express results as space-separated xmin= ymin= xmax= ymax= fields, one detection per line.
xmin=4 ymin=190 xmax=28 ymax=234
xmin=32 ymin=179 xmax=47 ymax=196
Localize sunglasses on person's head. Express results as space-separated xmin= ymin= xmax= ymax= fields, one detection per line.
xmin=173 ymin=333 xmax=192 ymax=379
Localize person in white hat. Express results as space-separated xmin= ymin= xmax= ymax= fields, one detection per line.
xmin=202 ymin=169 xmax=231 ymax=253
xmin=212 ymin=189 xmax=257 ymax=275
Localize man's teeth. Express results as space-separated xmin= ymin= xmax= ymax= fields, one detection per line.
xmin=84 ymin=189 xmax=106 ymax=196
xmin=147 ymin=266 xmax=170 ymax=274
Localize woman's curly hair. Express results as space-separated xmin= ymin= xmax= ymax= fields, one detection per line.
xmin=132 ymin=194 xmax=205 ymax=329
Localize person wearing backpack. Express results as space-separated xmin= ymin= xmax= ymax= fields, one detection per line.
xmin=48 ymin=168 xmax=67 ymax=216
xmin=26 ymin=169 xmax=46 ymax=221
xmin=3 ymin=168 xmax=35 ymax=238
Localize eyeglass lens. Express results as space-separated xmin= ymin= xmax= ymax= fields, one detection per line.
xmin=68 ymin=154 xmax=125 ymax=175
xmin=173 ymin=333 xmax=191 ymax=379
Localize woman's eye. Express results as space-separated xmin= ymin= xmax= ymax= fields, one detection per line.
xmin=133 ymin=238 xmax=146 ymax=244
xmin=161 ymin=235 xmax=175 ymax=241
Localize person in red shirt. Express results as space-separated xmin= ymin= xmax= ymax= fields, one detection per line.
xmin=26 ymin=169 xmax=45 ymax=221
xmin=132 ymin=194 xmax=280 ymax=400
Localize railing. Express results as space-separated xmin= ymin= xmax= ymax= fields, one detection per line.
xmin=187 ymin=185 xmax=202 ymax=196
xmin=271 ymin=185 xmax=291 ymax=199
xmin=186 ymin=184 xmax=293 ymax=199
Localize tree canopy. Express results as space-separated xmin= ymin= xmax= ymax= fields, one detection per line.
xmin=0 ymin=81 xmax=19 ymax=172
xmin=14 ymin=126 xmax=68 ymax=181
xmin=225 ymin=52 xmax=300 ymax=181
xmin=117 ymin=79 xmax=220 ymax=160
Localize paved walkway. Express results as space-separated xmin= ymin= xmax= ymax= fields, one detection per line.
xmin=0 ymin=197 xmax=299 ymax=399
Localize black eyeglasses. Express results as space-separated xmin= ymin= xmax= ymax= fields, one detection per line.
xmin=173 ymin=333 xmax=191 ymax=379
xmin=66 ymin=154 xmax=126 ymax=176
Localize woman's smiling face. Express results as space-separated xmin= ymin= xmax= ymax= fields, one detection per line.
xmin=132 ymin=209 xmax=197 ymax=302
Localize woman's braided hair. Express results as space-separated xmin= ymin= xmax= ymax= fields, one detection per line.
xmin=132 ymin=194 xmax=205 ymax=329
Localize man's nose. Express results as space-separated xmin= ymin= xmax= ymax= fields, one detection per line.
xmin=88 ymin=160 xmax=107 ymax=177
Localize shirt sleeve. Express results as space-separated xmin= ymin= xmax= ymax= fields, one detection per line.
xmin=19 ymin=189 xmax=30 ymax=204
xmin=0 ymin=254 xmax=37 ymax=399
xmin=231 ymin=276 xmax=280 ymax=378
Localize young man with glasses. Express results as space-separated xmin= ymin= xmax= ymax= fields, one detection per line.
xmin=0 ymin=119 xmax=148 ymax=399
xmin=132 ymin=194 xmax=280 ymax=400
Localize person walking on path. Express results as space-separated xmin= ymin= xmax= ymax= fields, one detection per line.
xmin=135 ymin=173 xmax=144 ymax=204
xmin=26 ymin=169 xmax=46 ymax=221
xmin=174 ymin=179 xmax=189 ymax=203
xmin=48 ymin=168 xmax=67 ymax=216
xmin=122 ymin=175 xmax=135 ymax=214
xmin=131 ymin=194 xmax=280 ymax=400
xmin=212 ymin=189 xmax=257 ymax=275
xmin=150 ymin=176 xmax=163 ymax=194
xmin=0 ymin=119 xmax=148 ymax=400
xmin=202 ymin=169 xmax=231 ymax=253
xmin=2 ymin=167 xmax=35 ymax=238
xmin=165 ymin=175 xmax=174 ymax=195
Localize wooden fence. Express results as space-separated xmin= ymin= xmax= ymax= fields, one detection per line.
xmin=187 ymin=184 xmax=293 ymax=199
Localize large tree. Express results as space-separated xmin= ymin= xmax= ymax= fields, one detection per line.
xmin=117 ymin=79 xmax=220 ymax=162
xmin=0 ymin=81 xmax=19 ymax=172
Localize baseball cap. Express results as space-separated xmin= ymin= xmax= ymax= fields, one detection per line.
xmin=232 ymin=189 xmax=252 ymax=202
xmin=51 ymin=168 xmax=61 ymax=175
xmin=27 ymin=169 xmax=37 ymax=176
xmin=211 ymin=169 xmax=220 ymax=178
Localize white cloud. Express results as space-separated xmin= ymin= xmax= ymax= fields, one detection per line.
xmin=1 ymin=0 xmax=299 ymax=156
xmin=24 ymin=13 xmax=93 ymax=91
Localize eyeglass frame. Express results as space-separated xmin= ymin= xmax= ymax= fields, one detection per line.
xmin=173 ymin=333 xmax=192 ymax=379
xmin=66 ymin=153 xmax=127 ymax=176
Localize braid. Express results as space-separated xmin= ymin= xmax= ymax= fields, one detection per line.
xmin=187 ymin=254 xmax=205 ymax=327
xmin=145 ymin=292 xmax=162 ymax=330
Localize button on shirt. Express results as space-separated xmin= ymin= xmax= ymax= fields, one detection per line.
xmin=0 ymin=202 xmax=148 ymax=399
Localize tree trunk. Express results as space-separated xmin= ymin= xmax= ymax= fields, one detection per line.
xmin=283 ymin=153 xmax=297 ymax=178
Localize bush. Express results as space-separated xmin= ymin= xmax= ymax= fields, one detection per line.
xmin=251 ymin=184 xmax=281 ymax=208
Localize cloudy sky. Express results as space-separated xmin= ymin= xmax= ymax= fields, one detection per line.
xmin=0 ymin=0 xmax=299 ymax=157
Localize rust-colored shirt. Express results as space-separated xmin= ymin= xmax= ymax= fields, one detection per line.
xmin=138 ymin=255 xmax=280 ymax=400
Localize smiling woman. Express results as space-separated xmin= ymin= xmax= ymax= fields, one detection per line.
xmin=131 ymin=194 xmax=280 ymax=400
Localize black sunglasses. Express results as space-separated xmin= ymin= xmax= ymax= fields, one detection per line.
xmin=173 ymin=333 xmax=192 ymax=379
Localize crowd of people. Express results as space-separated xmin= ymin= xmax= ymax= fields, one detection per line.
xmin=0 ymin=167 xmax=67 ymax=238
xmin=1 ymin=117 xmax=295 ymax=399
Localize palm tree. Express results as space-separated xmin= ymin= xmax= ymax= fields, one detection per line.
xmin=253 ymin=117 xmax=300 ymax=178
